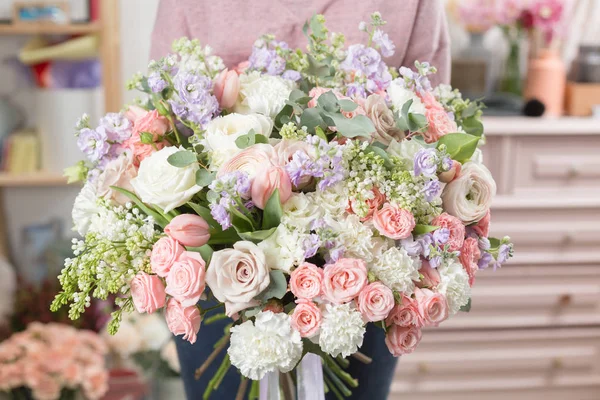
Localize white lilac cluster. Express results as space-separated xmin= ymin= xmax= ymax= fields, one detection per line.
xmin=318 ymin=303 xmax=366 ymax=358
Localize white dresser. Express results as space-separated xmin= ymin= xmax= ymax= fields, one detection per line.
xmin=392 ymin=117 xmax=600 ymax=400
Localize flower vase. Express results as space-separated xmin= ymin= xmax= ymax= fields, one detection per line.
xmin=500 ymin=36 xmax=523 ymax=96
xmin=524 ymin=49 xmax=566 ymax=116
xmin=459 ymin=32 xmax=493 ymax=98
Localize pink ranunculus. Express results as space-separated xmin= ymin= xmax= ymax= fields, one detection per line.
xmin=322 ymin=258 xmax=368 ymax=304
xmin=459 ymin=237 xmax=481 ymax=286
xmin=165 ymin=214 xmax=211 ymax=248
xmin=356 ymin=282 xmax=395 ymax=322
xmin=386 ymin=294 xmax=424 ymax=328
xmin=165 ymin=299 xmax=201 ymax=344
xmin=289 ymin=262 xmax=323 ymax=300
xmin=233 ymin=61 xmax=250 ymax=74
xmin=217 ymin=143 xmax=278 ymax=179
xmin=130 ymin=272 xmax=167 ymax=314
xmin=214 ymin=68 xmax=240 ymax=109
xmin=150 ymin=236 xmax=184 ymax=277
xmin=414 ymin=288 xmax=449 ymax=327
xmin=165 ymin=251 xmax=206 ymax=307
xmin=472 ymin=209 xmax=491 ymax=237
xmin=290 ymin=299 xmax=322 ymax=338
xmin=418 ymin=259 xmax=441 ymax=289
xmin=274 ymin=139 xmax=316 ymax=189
xmin=372 ymin=203 xmax=416 ymax=240
xmin=251 ymin=165 xmax=292 ymax=209
xmin=431 ymin=213 xmax=466 ymax=252
xmin=420 ymin=92 xmax=457 ymax=144
xmin=385 ymin=324 xmax=422 ymax=357
xmin=348 ymin=187 xmax=386 ymax=221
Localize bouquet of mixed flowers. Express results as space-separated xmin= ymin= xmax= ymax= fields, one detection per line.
xmin=52 ymin=12 xmax=513 ymax=399
xmin=0 ymin=323 xmax=109 ymax=400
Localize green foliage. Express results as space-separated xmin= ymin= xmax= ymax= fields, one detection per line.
xmin=167 ymin=150 xmax=197 ymax=168
xmin=235 ymin=129 xmax=269 ymax=149
xmin=258 ymin=270 xmax=288 ymax=302
xmin=436 ymin=133 xmax=480 ymax=163
xmin=262 ymin=190 xmax=283 ymax=230
xmin=460 ymin=298 xmax=472 ymax=312
xmin=413 ymin=224 xmax=439 ymax=236
xmin=195 ymin=169 xmax=216 ymax=188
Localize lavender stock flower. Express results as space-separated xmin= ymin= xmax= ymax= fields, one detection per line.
xmin=303 ymin=234 xmax=321 ymax=259
xmin=341 ymin=44 xmax=382 ymax=76
xmin=77 ymin=127 xmax=110 ymax=162
xmin=282 ymin=70 xmax=302 ymax=82
xmin=148 ymin=71 xmax=167 ymax=93
xmin=372 ymin=29 xmax=396 ymax=57
xmin=422 ymin=179 xmax=441 ymax=202
xmin=432 ymin=228 xmax=450 ymax=245
xmin=413 ymin=148 xmax=439 ymax=177
xmin=210 ymin=202 xmax=232 ymax=230
xmin=477 ymin=252 xmax=494 ymax=270
xmin=346 ymin=83 xmax=367 ymax=98
xmin=99 ymin=113 xmax=131 ymax=142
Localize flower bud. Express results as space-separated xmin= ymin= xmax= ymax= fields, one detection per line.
xmin=164 ymin=214 xmax=211 ymax=247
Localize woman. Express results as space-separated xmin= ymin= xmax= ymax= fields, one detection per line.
xmin=150 ymin=1 xmax=450 ymax=398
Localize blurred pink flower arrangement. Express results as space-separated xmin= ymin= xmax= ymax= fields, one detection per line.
xmin=0 ymin=322 xmax=109 ymax=400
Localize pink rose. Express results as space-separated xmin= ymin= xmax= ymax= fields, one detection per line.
xmin=421 ymin=92 xmax=457 ymax=144
xmin=414 ymin=288 xmax=449 ymax=327
xmin=372 ymin=203 xmax=416 ymax=240
xmin=385 ymin=325 xmax=422 ymax=357
xmin=251 ymin=165 xmax=292 ymax=209
xmin=291 ymin=299 xmax=322 ymax=338
xmin=165 ymin=214 xmax=211 ymax=248
xmin=165 ymin=299 xmax=201 ymax=344
xmin=130 ymin=272 xmax=166 ymax=313
xmin=165 ymin=251 xmax=206 ymax=307
xmin=62 ymin=363 xmax=83 ymax=388
xmin=124 ymin=108 xmax=170 ymax=166
xmin=217 ymin=144 xmax=278 ymax=179
xmin=95 ymin=155 xmax=138 ymax=205
xmin=459 ymin=237 xmax=481 ymax=286
xmin=123 ymin=133 xmax=166 ymax=166
xmin=289 ymin=262 xmax=323 ymax=300
xmin=472 ymin=210 xmax=491 ymax=237
xmin=386 ymin=294 xmax=424 ymax=328
xmin=348 ymin=187 xmax=386 ymax=221
xmin=418 ymin=260 xmax=441 ymax=289
xmin=322 ymin=258 xmax=368 ymax=304
xmin=150 ymin=237 xmax=184 ymax=277
xmin=431 ymin=213 xmax=465 ymax=251
xmin=356 ymin=282 xmax=395 ymax=322
xmin=214 ymin=68 xmax=240 ymax=109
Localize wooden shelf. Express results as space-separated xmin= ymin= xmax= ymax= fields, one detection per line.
xmin=0 ymin=172 xmax=69 ymax=187
xmin=0 ymin=22 xmax=100 ymax=35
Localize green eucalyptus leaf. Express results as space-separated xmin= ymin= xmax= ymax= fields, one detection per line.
xmin=307 ymin=54 xmax=330 ymax=78
xmin=462 ymin=102 xmax=479 ymax=118
xmin=436 ymin=133 xmax=481 ymax=163
xmin=258 ymin=270 xmax=288 ymax=302
xmin=275 ymin=104 xmax=294 ymax=129
xmin=262 ymin=189 xmax=283 ymax=230
xmin=290 ymin=89 xmax=311 ymax=105
xmin=237 ymin=227 xmax=277 ymax=243
xmin=461 ymin=116 xmax=484 ymax=137
xmin=401 ymin=99 xmax=413 ymax=120
xmin=300 ymin=107 xmax=325 ymax=133
xmin=235 ymin=129 xmax=257 ymax=149
xmin=309 ymin=14 xmax=327 ymax=39
xmin=195 ymin=169 xmax=216 ymax=188
xmin=339 ymin=99 xmax=358 ymax=112
xmin=254 ymin=134 xmax=270 ymax=144
xmin=167 ymin=150 xmax=197 ymax=168
xmin=317 ymin=91 xmax=339 ymax=113
xmin=408 ymin=113 xmax=427 ymax=132
xmin=323 ymin=112 xmax=374 ymax=138
xmin=110 ymin=186 xmax=169 ymax=228
xmin=413 ymin=224 xmax=439 ymax=236
xmin=194 ymin=144 xmax=205 ymax=154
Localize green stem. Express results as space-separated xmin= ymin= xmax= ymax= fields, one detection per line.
xmin=204 ymin=312 xmax=228 ymax=325
xmin=203 ymin=354 xmax=231 ymax=399
xmin=323 ymin=373 xmax=344 ymax=400
xmin=249 ymin=380 xmax=260 ymax=400
xmin=323 ymin=364 xmax=352 ymax=397
xmin=324 ymin=355 xmax=358 ymax=388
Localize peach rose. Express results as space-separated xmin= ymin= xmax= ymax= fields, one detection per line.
xmin=431 ymin=213 xmax=465 ymax=252
xmin=420 ymin=92 xmax=457 ymax=144
xmin=214 ymin=68 xmax=240 ymax=109
xmin=289 ymin=262 xmax=323 ymax=300
xmin=372 ymin=203 xmax=416 ymax=240
xmin=348 ymin=187 xmax=386 ymax=221
xmin=251 ymin=165 xmax=292 ymax=209
xmin=291 ymin=299 xmax=322 ymax=338
xmin=217 ymin=144 xmax=278 ymax=179
xmin=95 ymin=155 xmax=138 ymax=205
xmin=130 ymin=272 xmax=167 ymax=313
xmin=459 ymin=237 xmax=481 ymax=286
xmin=356 ymin=282 xmax=395 ymax=322
xmin=165 ymin=214 xmax=211 ymax=248
xmin=123 ymin=133 xmax=166 ymax=166
xmin=418 ymin=260 xmax=441 ymax=289
xmin=165 ymin=251 xmax=206 ymax=307
xmin=150 ymin=237 xmax=184 ymax=277
xmin=165 ymin=299 xmax=202 ymax=344
xmin=132 ymin=109 xmax=170 ymax=139
xmin=322 ymin=258 xmax=368 ymax=304
xmin=386 ymin=294 xmax=424 ymax=328
xmin=385 ymin=324 xmax=422 ymax=356
xmin=472 ymin=209 xmax=491 ymax=237
xmin=414 ymin=288 xmax=449 ymax=327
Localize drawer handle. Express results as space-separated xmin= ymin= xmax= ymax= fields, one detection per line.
xmin=552 ymin=358 xmax=563 ymax=369
xmin=558 ymin=294 xmax=572 ymax=306
xmin=418 ymin=362 xmax=429 ymax=373
xmin=568 ymin=165 xmax=580 ymax=178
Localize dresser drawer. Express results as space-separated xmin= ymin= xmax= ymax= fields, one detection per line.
xmin=392 ymin=328 xmax=600 ymax=399
xmin=440 ymin=264 xmax=600 ymax=329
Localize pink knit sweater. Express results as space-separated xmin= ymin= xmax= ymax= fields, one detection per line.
xmin=150 ymin=0 xmax=450 ymax=86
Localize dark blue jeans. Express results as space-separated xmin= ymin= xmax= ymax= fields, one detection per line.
xmin=175 ymin=305 xmax=398 ymax=399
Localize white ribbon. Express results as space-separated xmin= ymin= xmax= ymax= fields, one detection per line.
xmin=259 ymin=370 xmax=281 ymax=400
xmin=297 ymin=353 xmax=325 ymax=400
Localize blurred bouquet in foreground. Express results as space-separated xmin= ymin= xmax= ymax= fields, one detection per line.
xmin=52 ymin=11 xmax=513 ymax=399
xmin=0 ymin=323 xmax=109 ymax=400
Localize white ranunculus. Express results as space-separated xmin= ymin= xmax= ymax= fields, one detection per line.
xmin=387 ymin=79 xmax=426 ymax=115
xmin=235 ymin=72 xmax=294 ymax=118
xmin=319 ymin=303 xmax=366 ymax=358
xmin=203 ymin=113 xmax=273 ymax=168
xmin=281 ymin=193 xmax=320 ymax=231
xmin=442 ymin=161 xmax=496 ymax=224
xmin=72 ymin=182 xmax=102 ymax=236
xmin=130 ymin=146 xmax=201 ymax=213
xmin=437 ymin=260 xmax=471 ymax=315
xmin=387 ymin=138 xmax=425 ymax=166
xmin=160 ymin=340 xmax=181 ymax=374
xmin=369 ymin=247 xmax=419 ymax=295
xmin=228 ymin=311 xmax=303 ymax=380
xmin=258 ymin=224 xmax=307 ymax=273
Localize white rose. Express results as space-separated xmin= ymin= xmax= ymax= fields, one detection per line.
xmin=95 ymin=154 xmax=138 ymax=205
xmin=281 ymin=193 xmax=320 ymax=231
xmin=130 ymin=146 xmax=201 ymax=213
xmin=235 ymin=72 xmax=294 ymax=118
xmin=72 ymin=182 xmax=102 ymax=236
xmin=387 ymin=79 xmax=426 ymax=115
xmin=205 ymin=241 xmax=270 ymax=316
xmin=203 ymin=113 xmax=273 ymax=168
xmin=258 ymin=224 xmax=307 ymax=273
xmin=442 ymin=161 xmax=496 ymax=224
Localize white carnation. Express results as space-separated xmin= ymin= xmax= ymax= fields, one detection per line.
xmin=319 ymin=303 xmax=365 ymax=358
xmin=387 ymin=138 xmax=424 ymax=166
xmin=281 ymin=193 xmax=320 ymax=232
xmin=306 ymin=183 xmax=348 ymax=217
xmin=437 ymin=260 xmax=471 ymax=315
xmin=235 ymin=72 xmax=294 ymax=118
xmin=258 ymin=224 xmax=307 ymax=273
xmin=387 ymin=79 xmax=426 ymax=114
xmin=369 ymin=247 xmax=419 ymax=295
xmin=72 ymin=182 xmax=102 ymax=236
xmin=228 ymin=311 xmax=303 ymax=380
xmin=324 ymin=214 xmax=377 ymax=262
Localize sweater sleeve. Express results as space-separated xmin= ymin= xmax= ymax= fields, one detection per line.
xmin=402 ymin=0 xmax=451 ymax=86
xmin=150 ymin=0 xmax=192 ymax=61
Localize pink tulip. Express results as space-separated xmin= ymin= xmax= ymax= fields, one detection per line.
xmin=251 ymin=165 xmax=292 ymax=209
xmin=213 ymin=68 xmax=240 ymax=109
xmin=164 ymin=214 xmax=211 ymax=247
